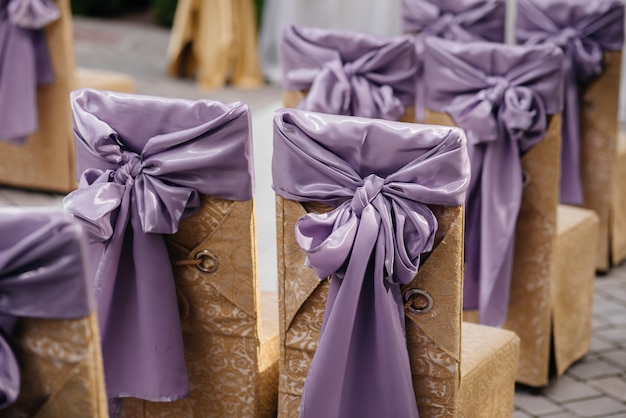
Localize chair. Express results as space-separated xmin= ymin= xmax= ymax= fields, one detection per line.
xmin=281 ymin=24 xmax=417 ymax=122
xmin=401 ymin=0 xmax=506 ymax=121
xmin=516 ymin=0 xmax=624 ymax=271
xmin=0 ymin=207 xmax=107 ymax=417
xmin=166 ymin=0 xmax=264 ymax=90
xmin=63 ymin=89 xmax=278 ymax=417
xmin=423 ymin=37 xmax=599 ymax=386
xmin=0 ymin=0 xmax=134 ymax=193
xmin=273 ymin=108 xmax=519 ymax=417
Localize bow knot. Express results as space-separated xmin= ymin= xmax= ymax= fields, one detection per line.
xmin=7 ymin=0 xmax=60 ymax=29
xmin=554 ymin=27 xmax=579 ymax=47
xmin=351 ymin=174 xmax=385 ymax=216
xmin=485 ymin=76 xmax=510 ymax=105
xmin=114 ymin=151 xmax=143 ymax=183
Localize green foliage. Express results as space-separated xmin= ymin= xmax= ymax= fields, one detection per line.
xmin=71 ymin=0 xmax=151 ymax=17
xmin=151 ymin=0 xmax=178 ymax=27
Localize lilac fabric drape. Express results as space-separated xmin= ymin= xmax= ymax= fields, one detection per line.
xmin=0 ymin=207 xmax=94 ymax=409
xmin=0 ymin=0 xmax=58 ymax=145
xmin=516 ymin=0 xmax=624 ymax=205
xmin=272 ymin=108 xmax=470 ymax=418
xmin=424 ymin=37 xmax=564 ymax=326
xmin=63 ymin=89 xmax=254 ymax=415
xmin=281 ymin=24 xmax=417 ymax=120
xmin=401 ymin=0 xmax=506 ymax=121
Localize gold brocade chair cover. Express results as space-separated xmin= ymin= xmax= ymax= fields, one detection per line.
xmin=428 ymin=111 xmax=599 ymax=386
xmin=119 ymin=196 xmax=280 ymax=418
xmin=611 ymin=130 xmax=626 ymax=265
xmin=581 ymin=50 xmax=624 ymax=269
xmin=274 ymin=112 xmax=520 ymax=417
xmin=166 ymin=0 xmax=264 ymax=89
xmin=0 ymin=209 xmax=108 ymax=418
xmin=0 ymin=0 xmax=134 ymax=194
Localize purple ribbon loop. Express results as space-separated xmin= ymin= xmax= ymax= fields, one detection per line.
xmin=282 ymin=24 xmax=417 ymax=120
xmin=424 ymin=37 xmax=563 ymax=326
xmin=0 ymin=208 xmax=94 ymax=409
xmin=63 ymin=89 xmax=254 ymax=410
xmin=8 ymin=0 xmax=59 ymax=29
xmin=272 ymin=108 xmax=470 ymax=418
xmin=0 ymin=0 xmax=58 ymax=145
xmin=516 ymin=0 xmax=625 ymax=204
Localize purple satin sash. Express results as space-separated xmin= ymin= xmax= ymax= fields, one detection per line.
xmin=401 ymin=0 xmax=506 ymax=121
xmin=272 ymin=108 xmax=470 ymax=418
xmin=281 ymin=24 xmax=417 ymax=120
xmin=0 ymin=0 xmax=57 ymax=145
xmin=0 ymin=207 xmax=94 ymax=409
xmin=516 ymin=0 xmax=624 ymax=205
xmin=63 ymin=89 xmax=254 ymax=414
xmin=424 ymin=37 xmax=564 ymax=326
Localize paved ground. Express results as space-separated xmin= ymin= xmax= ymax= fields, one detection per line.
xmin=1 ymin=13 xmax=626 ymax=417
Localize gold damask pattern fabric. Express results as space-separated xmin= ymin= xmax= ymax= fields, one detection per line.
xmin=580 ymin=50 xmax=622 ymax=271
xmin=611 ymin=132 xmax=626 ymax=265
xmin=458 ymin=322 xmax=520 ymax=418
xmin=276 ymin=196 xmax=465 ymax=417
xmin=119 ymin=196 xmax=279 ymax=418
xmin=425 ymin=110 xmax=562 ymax=387
xmin=552 ymin=205 xmax=598 ymax=378
xmin=0 ymin=313 xmax=108 ymax=418
xmin=282 ymin=90 xmax=417 ymax=123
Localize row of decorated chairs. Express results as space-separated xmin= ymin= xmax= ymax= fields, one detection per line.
xmin=0 ymin=0 xmax=624 ymax=417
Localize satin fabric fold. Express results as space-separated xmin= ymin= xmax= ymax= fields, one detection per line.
xmin=63 ymin=89 xmax=254 ymax=413
xmin=516 ymin=0 xmax=625 ymax=205
xmin=401 ymin=0 xmax=505 ymax=121
xmin=272 ymin=108 xmax=470 ymax=418
xmin=0 ymin=0 xmax=57 ymax=145
xmin=281 ymin=24 xmax=416 ymax=120
xmin=424 ymin=37 xmax=564 ymax=326
xmin=0 ymin=207 xmax=94 ymax=409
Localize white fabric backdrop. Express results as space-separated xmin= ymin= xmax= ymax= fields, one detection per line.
xmin=257 ymin=0 xmax=402 ymax=83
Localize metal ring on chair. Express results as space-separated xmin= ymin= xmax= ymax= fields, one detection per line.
xmin=404 ymin=288 xmax=433 ymax=314
xmin=194 ymin=249 xmax=219 ymax=273
xmin=522 ymin=170 xmax=531 ymax=188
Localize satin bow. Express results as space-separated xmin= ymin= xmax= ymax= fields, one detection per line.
xmin=8 ymin=0 xmax=59 ymax=29
xmin=63 ymin=89 xmax=254 ymax=413
xmin=0 ymin=208 xmax=93 ymax=409
xmin=424 ymin=37 xmax=564 ymax=326
xmin=0 ymin=0 xmax=57 ymax=144
xmin=516 ymin=0 xmax=625 ymax=205
xmin=281 ymin=24 xmax=416 ymax=120
xmin=402 ymin=0 xmax=506 ymax=121
xmin=402 ymin=0 xmax=506 ymax=41
xmin=272 ymin=108 xmax=470 ymax=418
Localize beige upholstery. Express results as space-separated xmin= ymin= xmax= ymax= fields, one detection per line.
xmin=0 ymin=0 xmax=135 ymax=193
xmin=166 ymin=0 xmax=264 ymax=90
xmin=276 ymin=197 xmax=519 ymax=417
xmin=611 ymin=131 xmax=626 ymax=265
xmin=119 ymin=196 xmax=279 ymax=418
xmin=580 ymin=51 xmax=622 ymax=271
